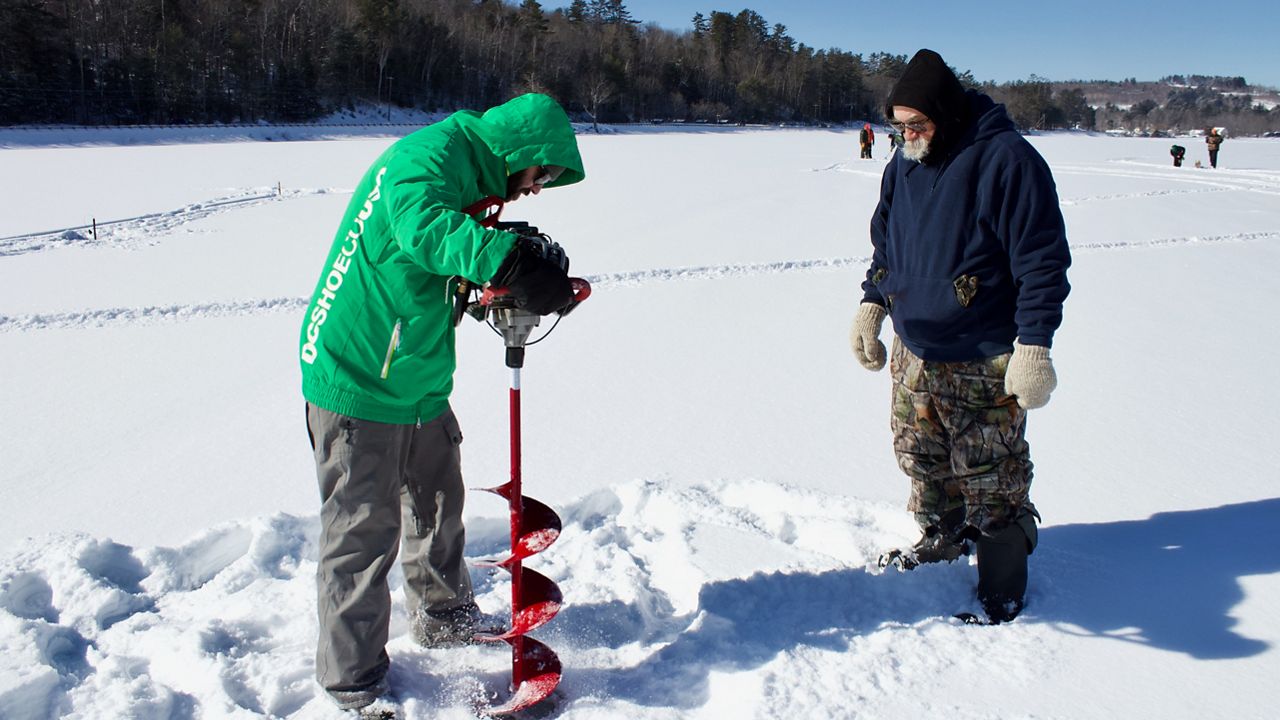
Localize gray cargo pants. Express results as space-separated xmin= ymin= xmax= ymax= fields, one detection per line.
xmin=306 ymin=403 xmax=474 ymax=708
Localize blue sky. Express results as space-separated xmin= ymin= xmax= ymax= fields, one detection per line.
xmin=612 ymin=0 xmax=1280 ymax=88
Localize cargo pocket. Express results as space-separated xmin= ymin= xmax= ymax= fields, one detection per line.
xmin=439 ymin=408 xmax=464 ymax=446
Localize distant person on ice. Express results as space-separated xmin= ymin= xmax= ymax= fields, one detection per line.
xmin=1171 ymin=143 xmax=1186 ymax=167
xmin=298 ymin=93 xmax=585 ymax=713
xmin=848 ymin=49 xmax=1071 ymax=624
xmin=887 ymin=130 xmax=905 ymax=159
xmin=1205 ymin=127 xmax=1224 ymax=168
xmin=859 ymin=122 xmax=876 ymax=159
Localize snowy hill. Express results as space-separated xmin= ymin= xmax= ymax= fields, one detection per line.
xmin=2 ymin=125 xmax=1279 ymax=719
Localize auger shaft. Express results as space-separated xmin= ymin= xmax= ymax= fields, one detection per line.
xmin=507 ymin=373 xmax=527 ymax=691
xmin=468 ymin=270 xmax=590 ymax=716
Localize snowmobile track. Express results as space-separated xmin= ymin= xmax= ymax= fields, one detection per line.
xmin=0 ymin=187 xmax=345 ymax=257
xmin=2 ymin=230 xmax=1276 ymax=333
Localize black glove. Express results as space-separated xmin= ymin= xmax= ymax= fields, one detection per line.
xmin=490 ymin=234 xmax=574 ymax=315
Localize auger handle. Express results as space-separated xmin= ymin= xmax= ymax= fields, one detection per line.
xmin=558 ymin=277 xmax=591 ymax=316
xmin=480 ymin=285 xmax=512 ymax=306
xmin=479 ymin=277 xmax=591 ymax=314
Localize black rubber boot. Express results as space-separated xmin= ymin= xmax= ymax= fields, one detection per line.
xmin=976 ymin=518 xmax=1034 ymax=623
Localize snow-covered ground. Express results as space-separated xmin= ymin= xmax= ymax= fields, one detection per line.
xmin=2 ymin=123 xmax=1278 ymax=719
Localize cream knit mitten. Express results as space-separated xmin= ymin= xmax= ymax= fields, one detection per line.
xmin=1004 ymin=341 xmax=1057 ymax=409
xmin=850 ymin=302 xmax=888 ymax=371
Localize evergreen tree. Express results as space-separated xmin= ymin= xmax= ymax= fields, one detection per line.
xmin=691 ymin=12 xmax=708 ymax=38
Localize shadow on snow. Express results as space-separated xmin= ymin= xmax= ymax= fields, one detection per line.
xmin=541 ymin=498 xmax=1279 ymax=710
xmin=1032 ymin=497 xmax=1279 ymax=660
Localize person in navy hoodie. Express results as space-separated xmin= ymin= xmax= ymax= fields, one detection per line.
xmin=849 ymin=49 xmax=1071 ymax=623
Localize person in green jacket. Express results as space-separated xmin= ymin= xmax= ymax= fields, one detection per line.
xmin=299 ymin=93 xmax=585 ymax=713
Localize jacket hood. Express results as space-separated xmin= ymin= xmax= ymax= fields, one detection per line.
xmin=968 ymin=91 xmax=1016 ymax=142
xmin=468 ymin=93 xmax=586 ymax=189
xmin=885 ymin=49 xmax=974 ymax=164
xmin=884 ymin=49 xmax=970 ymax=129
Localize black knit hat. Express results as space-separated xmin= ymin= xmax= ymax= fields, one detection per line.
xmin=885 ymin=49 xmax=973 ymax=157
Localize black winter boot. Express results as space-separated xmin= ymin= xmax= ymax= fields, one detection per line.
xmin=976 ymin=520 xmax=1033 ymax=623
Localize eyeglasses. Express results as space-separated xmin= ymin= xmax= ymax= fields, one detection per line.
xmin=533 ymin=165 xmax=565 ymax=186
xmin=889 ymin=119 xmax=932 ymax=134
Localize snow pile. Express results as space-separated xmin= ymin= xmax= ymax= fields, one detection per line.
xmin=0 ymin=479 xmax=955 ymax=718
xmin=5 ymin=477 xmax=1276 ymax=718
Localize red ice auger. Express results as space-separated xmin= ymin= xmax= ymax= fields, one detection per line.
xmin=456 ymin=216 xmax=590 ymax=715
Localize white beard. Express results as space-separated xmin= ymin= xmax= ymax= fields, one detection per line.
xmin=901 ymin=136 xmax=931 ymax=163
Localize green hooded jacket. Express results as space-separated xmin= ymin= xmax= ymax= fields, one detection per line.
xmin=299 ymin=93 xmax=585 ymax=424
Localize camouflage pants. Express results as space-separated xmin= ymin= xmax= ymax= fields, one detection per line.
xmin=890 ymin=338 xmax=1037 ymax=538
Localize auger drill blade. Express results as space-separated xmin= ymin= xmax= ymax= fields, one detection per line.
xmin=511 ymin=565 xmax=562 ymax=635
xmin=483 ymin=479 xmax=518 ymax=502
xmin=474 ymin=565 xmax=563 ymax=640
xmin=483 ymin=636 xmax=562 ymax=716
xmin=480 ymin=486 xmax=562 ymax=560
xmin=512 ymin=495 xmax=561 ymax=557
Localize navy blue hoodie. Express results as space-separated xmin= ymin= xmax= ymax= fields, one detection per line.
xmin=862 ymin=91 xmax=1071 ymax=362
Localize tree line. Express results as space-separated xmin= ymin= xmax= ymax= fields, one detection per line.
xmin=995 ymin=76 xmax=1280 ymax=136
xmin=0 ymin=0 xmax=896 ymax=126
xmin=3 ymin=0 xmax=1278 ymax=135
